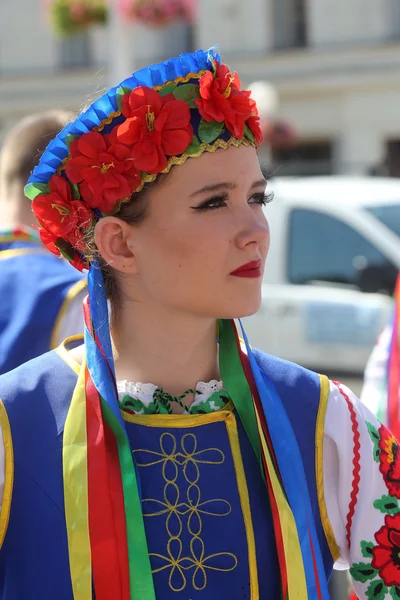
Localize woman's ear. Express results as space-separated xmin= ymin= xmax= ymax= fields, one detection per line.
xmin=94 ymin=217 xmax=138 ymax=274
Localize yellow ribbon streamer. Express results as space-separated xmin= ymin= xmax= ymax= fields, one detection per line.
xmin=63 ymin=357 xmax=92 ymax=599
xmin=256 ymin=411 xmax=308 ymax=600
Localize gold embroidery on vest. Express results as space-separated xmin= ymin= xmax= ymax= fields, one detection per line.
xmin=134 ymin=432 xmax=238 ymax=591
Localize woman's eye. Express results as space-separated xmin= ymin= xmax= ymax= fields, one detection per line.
xmin=249 ymin=191 xmax=274 ymax=206
xmin=191 ymin=194 xmax=228 ymax=211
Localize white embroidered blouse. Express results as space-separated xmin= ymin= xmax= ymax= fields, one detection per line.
xmin=0 ymin=378 xmax=396 ymax=598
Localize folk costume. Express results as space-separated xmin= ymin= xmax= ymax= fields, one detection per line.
xmin=0 ymin=48 xmax=398 ymax=600
xmin=0 ymin=225 xmax=86 ymax=374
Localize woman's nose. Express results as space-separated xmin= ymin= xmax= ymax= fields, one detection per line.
xmin=235 ymin=210 xmax=270 ymax=249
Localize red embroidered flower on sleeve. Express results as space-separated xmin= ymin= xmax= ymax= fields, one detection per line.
xmin=32 ymin=174 xmax=93 ymax=258
xmin=372 ymin=513 xmax=400 ymax=586
xmin=65 ymin=131 xmax=142 ymax=214
xmin=378 ymin=423 xmax=400 ymax=499
xmin=196 ymin=62 xmax=257 ymax=141
xmin=116 ymin=86 xmax=193 ymax=174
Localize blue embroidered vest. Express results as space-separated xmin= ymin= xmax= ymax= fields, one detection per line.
xmin=0 ymin=239 xmax=85 ymax=374
xmin=0 ymin=347 xmax=334 ymax=599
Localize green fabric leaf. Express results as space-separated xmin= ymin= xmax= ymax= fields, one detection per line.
xmin=24 ymin=182 xmax=50 ymax=201
xmin=361 ymin=541 xmax=375 ymax=558
xmin=159 ymin=82 xmax=178 ymax=97
xmin=350 ymin=562 xmax=378 ymax=583
xmin=116 ymin=85 xmax=132 ymax=111
xmin=374 ymin=494 xmax=399 ymax=514
xmin=65 ymin=134 xmax=79 ymax=148
xmin=55 ymin=238 xmax=75 ymax=261
xmin=244 ymin=124 xmax=255 ymax=142
xmin=198 ymin=119 xmax=224 ymax=144
xmin=185 ymin=135 xmax=201 ymax=156
xmin=172 ymin=83 xmax=200 ymax=108
xmin=366 ymin=580 xmax=388 ymax=600
xmin=391 ymin=586 xmax=400 ymax=599
xmin=367 ymin=421 xmax=381 ymax=462
xmin=209 ymin=55 xmax=217 ymax=75
xmin=70 ymin=183 xmax=81 ymax=200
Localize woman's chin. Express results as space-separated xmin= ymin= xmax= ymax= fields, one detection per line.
xmin=218 ymin=298 xmax=262 ymax=320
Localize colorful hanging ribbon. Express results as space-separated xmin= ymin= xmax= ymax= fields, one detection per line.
xmin=238 ymin=320 xmax=329 ymax=599
xmin=219 ymin=319 xmax=329 ymax=600
xmin=63 ymin=261 xmax=156 ymax=600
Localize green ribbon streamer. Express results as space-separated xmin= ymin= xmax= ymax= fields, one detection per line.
xmin=218 ymin=319 xmax=263 ymax=466
xmin=101 ymin=400 xmax=155 ymax=600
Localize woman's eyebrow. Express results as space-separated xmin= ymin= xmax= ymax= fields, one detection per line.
xmin=250 ymin=178 xmax=268 ymax=190
xmin=189 ymin=178 xmax=267 ymax=198
xmin=189 ymin=182 xmax=236 ymax=198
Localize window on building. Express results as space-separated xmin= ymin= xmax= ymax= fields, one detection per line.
xmin=288 ymin=209 xmax=397 ymax=294
xmin=272 ymin=140 xmax=334 ymax=176
xmin=59 ymin=33 xmax=92 ymax=70
xmin=388 ymin=0 xmax=400 ymax=40
xmin=273 ymin=0 xmax=307 ymax=49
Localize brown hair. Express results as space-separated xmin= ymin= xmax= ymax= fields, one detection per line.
xmin=85 ymin=175 xmax=169 ymax=307
xmin=0 ymin=110 xmax=73 ymax=192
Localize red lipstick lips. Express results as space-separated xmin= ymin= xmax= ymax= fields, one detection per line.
xmin=230 ymin=259 xmax=262 ymax=278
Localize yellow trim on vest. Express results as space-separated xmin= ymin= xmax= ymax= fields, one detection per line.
xmin=225 ymin=412 xmax=259 ymax=600
xmin=50 ymin=279 xmax=87 ymax=350
xmin=0 ymin=400 xmax=14 ymax=548
xmin=55 ymin=335 xmax=83 ymax=376
xmin=316 ymin=375 xmax=340 ymax=562
xmin=63 ymin=357 xmax=92 ymax=599
xmin=122 ymin=401 xmax=234 ymax=426
xmin=0 ymin=248 xmax=45 ymax=261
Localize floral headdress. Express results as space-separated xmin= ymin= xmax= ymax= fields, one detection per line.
xmin=26 ymin=48 xmax=262 ymax=271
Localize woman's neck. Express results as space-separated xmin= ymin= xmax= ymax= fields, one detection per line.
xmin=111 ymin=302 xmax=220 ymax=397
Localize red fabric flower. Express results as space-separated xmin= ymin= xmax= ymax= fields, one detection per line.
xmin=32 ymin=174 xmax=93 ymax=253
xmin=372 ymin=513 xmax=400 ymax=585
xmin=117 ymin=86 xmax=193 ymax=174
xmin=196 ymin=62 xmax=256 ymax=140
xmin=68 ymin=252 xmax=87 ymax=272
xmin=37 ymin=227 xmax=61 ymax=257
xmin=378 ymin=424 xmax=400 ymax=499
xmin=35 ymin=225 xmax=87 ymax=271
xmin=65 ymin=131 xmax=142 ymax=214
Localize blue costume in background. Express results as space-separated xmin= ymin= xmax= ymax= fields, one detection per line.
xmin=0 ymin=229 xmax=86 ymax=374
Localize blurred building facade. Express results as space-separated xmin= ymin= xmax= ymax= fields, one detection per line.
xmin=1 ymin=0 xmax=400 ymax=177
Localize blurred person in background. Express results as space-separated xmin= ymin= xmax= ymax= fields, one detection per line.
xmin=354 ymin=279 xmax=400 ymax=600
xmin=0 ymin=111 xmax=87 ymax=374
xmin=361 ymin=275 xmax=400 ymax=429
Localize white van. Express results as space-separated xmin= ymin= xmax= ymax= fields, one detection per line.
xmin=244 ymin=176 xmax=400 ymax=374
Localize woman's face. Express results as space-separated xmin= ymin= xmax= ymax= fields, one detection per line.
xmin=126 ymin=144 xmax=270 ymax=319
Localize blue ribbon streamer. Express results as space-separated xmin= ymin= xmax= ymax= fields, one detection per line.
xmin=239 ymin=321 xmax=330 ymax=600
xmin=85 ymin=261 xmax=144 ymax=498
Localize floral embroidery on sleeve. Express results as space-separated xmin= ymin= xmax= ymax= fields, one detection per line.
xmin=350 ymin=422 xmax=400 ymax=599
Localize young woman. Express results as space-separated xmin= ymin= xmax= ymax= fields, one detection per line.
xmin=0 ymin=48 xmax=397 ymax=600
